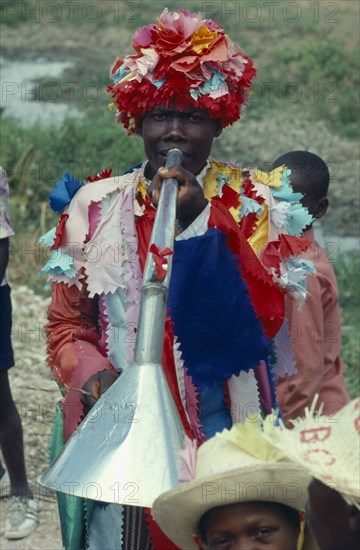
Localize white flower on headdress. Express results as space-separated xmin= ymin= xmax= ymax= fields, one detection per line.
xmin=126 ymin=48 xmax=159 ymax=81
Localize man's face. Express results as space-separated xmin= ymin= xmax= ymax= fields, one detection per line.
xmin=139 ymin=107 xmax=222 ymax=178
xmin=307 ymin=478 xmax=356 ymax=550
xmin=199 ymin=501 xmax=299 ymax=550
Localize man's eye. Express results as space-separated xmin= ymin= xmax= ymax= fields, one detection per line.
xmin=188 ymin=114 xmax=201 ymax=121
xmin=209 ymin=538 xmax=231 ymax=548
xmin=152 ymin=113 xmax=167 ymax=120
xmin=253 ymin=527 xmax=275 ymax=539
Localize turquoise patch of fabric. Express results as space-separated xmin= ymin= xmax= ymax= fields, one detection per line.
xmin=190 ymin=70 xmax=226 ymax=99
xmin=152 ymin=78 xmax=165 ymax=88
xmin=286 ymin=257 xmax=316 ymax=290
xmin=286 ymin=203 xmax=314 ymax=235
xmin=240 ymin=196 xmax=264 ymax=218
xmin=39 ymin=250 xmax=76 ymax=277
xmin=110 ymin=63 xmax=129 ymax=83
xmin=271 ymin=169 xmax=304 ymax=202
xmin=38 ymin=227 xmax=56 ymax=247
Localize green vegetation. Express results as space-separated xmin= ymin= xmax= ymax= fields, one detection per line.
xmin=333 ymin=254 xmax=360 ymax=398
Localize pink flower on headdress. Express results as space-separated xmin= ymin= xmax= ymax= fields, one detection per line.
xmin=132 ymin=24 xmax=156 ymax=50
xmin=159 ymin=7 xmax=202 ymax=39
xmin=150 ymin=12 xmax=201 ymax=57
xmin=223 ymin=53 xmax=247 ymax=79
xmin=126 ymin=48 xmax=159 ymax=79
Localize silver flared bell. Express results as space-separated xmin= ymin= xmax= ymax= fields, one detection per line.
xmin=39 ymin=361 xmax=186 ymax=507
xmin=39 ymin=149 xmax=187 ymax=507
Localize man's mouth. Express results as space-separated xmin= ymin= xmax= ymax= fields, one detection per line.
xmin=158 ymin=150 xmax=191 ymax=160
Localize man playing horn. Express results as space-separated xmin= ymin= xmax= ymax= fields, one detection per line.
xmin=41 ymin=8 xmax=316 ymax=549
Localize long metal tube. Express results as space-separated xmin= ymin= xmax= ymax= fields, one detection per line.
xmin=135 ymin=148 xmax=183 ymax=365
xmin=38 ymin=148 xmax=186 ymax=507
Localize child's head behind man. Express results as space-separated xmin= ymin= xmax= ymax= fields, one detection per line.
xmin=271 ymin=151 xmax=329 ymax=224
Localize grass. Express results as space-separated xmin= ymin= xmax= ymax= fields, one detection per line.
xmin=333 ymin=254 xmax=360 ymax=398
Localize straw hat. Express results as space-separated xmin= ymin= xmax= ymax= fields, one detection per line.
xmin=152 ymin=422 xmax=318 ymax=549
xmin=263 ymin=396 xmax=360 ymax=509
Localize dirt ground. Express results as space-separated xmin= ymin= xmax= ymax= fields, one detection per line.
xmin=0 ymin=286 xmax=63 ymax=549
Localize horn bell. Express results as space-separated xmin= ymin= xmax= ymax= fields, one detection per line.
xmin=39 ymin=362 xmax=186 ymax=508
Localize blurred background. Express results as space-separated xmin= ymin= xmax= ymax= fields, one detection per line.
xmin=0 ymin=0 xmax=359 ymax=391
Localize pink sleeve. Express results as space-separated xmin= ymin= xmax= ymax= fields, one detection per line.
xmin=46 ymin=281 xmax=115 ymax=440
xmin=276 ymin=270 xmax=349 ymax=425
xmin=276 ymin=273 xmax=325 ymax=423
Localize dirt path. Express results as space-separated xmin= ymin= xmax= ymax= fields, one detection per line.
xmin=0 ymin=286 xmax=62 ymax=549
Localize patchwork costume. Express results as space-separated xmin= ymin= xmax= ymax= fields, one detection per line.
xmin=41 ymin=160 xmax=314 ymax=548
xmin=40 ymin=8 xmax=316 ymax=549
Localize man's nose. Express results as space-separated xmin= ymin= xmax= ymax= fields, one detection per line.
xmin=164 ymin=116 xmax=186 ymax=141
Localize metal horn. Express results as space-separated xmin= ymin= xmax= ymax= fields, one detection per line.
xmin=39 ymin=149 xmax=187 ymax=508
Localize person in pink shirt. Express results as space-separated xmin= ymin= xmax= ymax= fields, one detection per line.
xmin=271 ymin=151 xmax=349 ymax=423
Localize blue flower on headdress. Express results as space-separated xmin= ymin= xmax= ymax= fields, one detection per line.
xmin=110 ymin=62 xmax=129 ymax=83
xmin=190 ymin=71 xmax=227 ymax=100
xmin=49 ymin=173 xmax=83 ymax=212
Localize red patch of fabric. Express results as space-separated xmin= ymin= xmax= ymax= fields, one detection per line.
xmin=162 ymin=318 xmax=194 ymax=439
xmin=262 ymin=241 xmax=281 ymax=276
xmin=145 ymin=508 xmax=180 ymax=550
xmin=85 ymin=168 xmax=113 ymax=182
xmin=279 ymin=234 xmax=311 ymax=259
xmin=239 ymin=212 xmax=258 ymax=239
xmin=213 ymin=183 xmax=240 ymax=210
xmin=223 ymin=379 xmax=231 ymax=409
xmin=135 ymin=203 xmax=156 ymax=272
xmin=209 ymin=199 xmax=285 ymax=339
xmin=149 ymin=244 xmax=173 ymax=280
xmin=51 ymin=213 xmax=69 ymax=250
xmin=242 ymin=173 xmax=265 ymax=203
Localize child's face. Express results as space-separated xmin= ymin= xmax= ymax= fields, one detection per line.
xmin=199 ymin=501 xmax=299 ymax=550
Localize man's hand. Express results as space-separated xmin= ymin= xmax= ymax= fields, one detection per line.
xmin=149 ymin=164 xmax=208 ymax=228
xmin=81 ymin=370 xmax=119 ymax=415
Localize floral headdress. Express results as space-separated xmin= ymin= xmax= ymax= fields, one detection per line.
xmin=107 ymin=8 xmax=256 ymax=135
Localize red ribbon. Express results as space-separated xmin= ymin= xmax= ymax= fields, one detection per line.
xmin=149 ymin=243 xmax=173 ymax=280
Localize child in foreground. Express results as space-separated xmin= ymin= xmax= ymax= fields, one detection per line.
xmin=152 ymin=421 xmax=318 ymax=549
